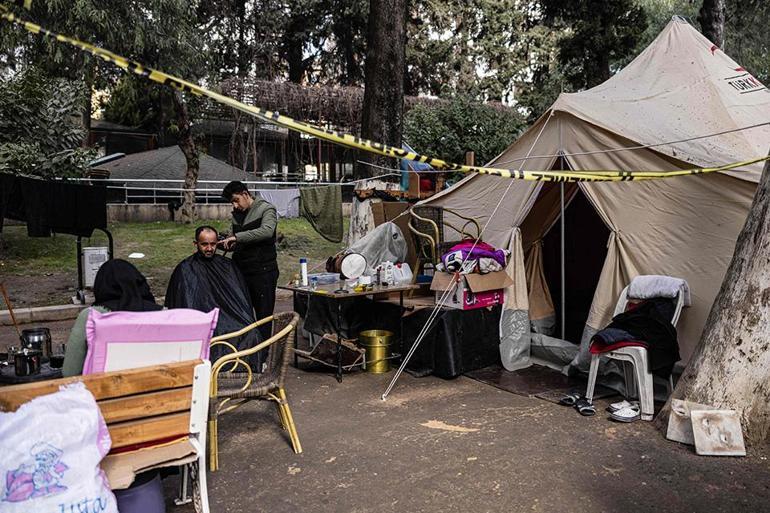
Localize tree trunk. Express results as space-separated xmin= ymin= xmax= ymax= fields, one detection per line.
xmin=229 ymin=112 xmax=246 ymax=169
xmin=698 ymin=0 xmax=726 ymax=48
xmin=172 ymin=92 xmax=200 ymax=224
xmin=236 ymin=0 xmax=249 ymax=77
xmin=356 ymin=0 xmax=407 ymax=179
xmin=285 ymin=20 xmax=305 ymax=179
xmin=81 ymin=62 xmax=94 ymax=148
xmin=657 ymin=153 xmax=770 ymax=445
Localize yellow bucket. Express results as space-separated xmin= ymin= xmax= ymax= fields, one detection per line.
xmin=359 ymin=330 xmax=393 ymax=374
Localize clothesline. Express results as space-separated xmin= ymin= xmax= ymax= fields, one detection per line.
xmin=355 ymin=160 xmax=448 ymax=175
xmin=493 ymin=120 xmax=770 ymax=167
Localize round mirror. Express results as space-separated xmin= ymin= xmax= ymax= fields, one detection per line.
xmin=340 ymin=253 xmax=367 ymax=280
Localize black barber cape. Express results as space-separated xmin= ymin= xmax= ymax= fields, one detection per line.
xmin=165 ymin=253 xmax=263 ymax=370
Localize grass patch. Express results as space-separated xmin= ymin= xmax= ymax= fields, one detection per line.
xmin=0 ymin=218 xmax=347 ymax=304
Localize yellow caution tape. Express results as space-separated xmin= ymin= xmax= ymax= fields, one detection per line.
xmin=10 ymin=0 xmax=31 ymax=10
xmin=1 ymin=4 xmax=767 ymax=183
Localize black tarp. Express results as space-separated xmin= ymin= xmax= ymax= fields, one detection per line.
xmin=402 ymin=305 xmax=502 ymax=379
xmin=165 ymin=253 xmax=264 ymax=370
xmin=0 ymin=173 xmax=107 ymax=237
xmin=295 ymin=294 xmax=501 ymax=379
xmin=293 ymin=294 xmax=400 ymax=341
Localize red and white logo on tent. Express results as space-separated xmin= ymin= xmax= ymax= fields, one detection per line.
xmin=723 ymin=68 xmax=767 ymax=95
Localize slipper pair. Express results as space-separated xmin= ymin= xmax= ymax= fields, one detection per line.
xmin=608 ymin=400 xmax=640 ymax=422
xmin=558 ymin=390 xmax=595 ymax=416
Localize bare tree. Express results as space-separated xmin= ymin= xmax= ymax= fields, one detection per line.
xmin=356 ymin=0 xmax=408 ymax=179
xmin=658 ymin=153 xmax=770 ymax=445
xmin=698 ymin=0 xmax=726 ymax=47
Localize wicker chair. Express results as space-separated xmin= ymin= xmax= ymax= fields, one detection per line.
xmin=408 ymin=206 xmax=481 ymax=271
xmin=208 ymin=311 xmax=301 ymax=471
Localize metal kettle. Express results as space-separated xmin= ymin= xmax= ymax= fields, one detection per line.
xmin=20 ymin=327 xmax=52 ymax=359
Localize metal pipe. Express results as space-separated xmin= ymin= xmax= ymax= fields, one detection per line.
xmin=560 ymin=182 xmax=565 ymax=340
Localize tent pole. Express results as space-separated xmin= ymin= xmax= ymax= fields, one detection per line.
xmin=560 ymin=182 xmax=565 ymax=340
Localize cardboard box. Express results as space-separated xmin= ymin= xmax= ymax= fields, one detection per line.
xmin=430 ymin=271 xmax=513 ymax=310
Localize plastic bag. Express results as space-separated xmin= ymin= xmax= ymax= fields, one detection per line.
xmin=0 ymin=382 xmax=118 ymax=513
xmin=346 ymin=222 xmax=408 ymax=274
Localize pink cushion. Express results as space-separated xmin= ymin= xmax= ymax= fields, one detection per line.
xmin=83 ymin=308 xmax=219 ymax=374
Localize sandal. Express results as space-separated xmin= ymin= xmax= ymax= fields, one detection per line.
xmin=609 ymin=405 xmax=641 ymax=422
xmin=558 ymin=390 xmax=582 ymax=406
xmin=575 ymin=397 xmax=596 ymax=416
xmin=606 ymin=400 xmax=639 ymax=413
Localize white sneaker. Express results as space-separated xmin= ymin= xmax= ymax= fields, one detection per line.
xmin=609 ymin=405 xmax=641 ymax=423
xmin=607 ymin=399 xmax=640 ymax=413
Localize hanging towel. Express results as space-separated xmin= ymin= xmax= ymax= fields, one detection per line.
xmin=300 ymin=185 xmax=343 ymax=243
xmin=628 ymin=275 xmax=691 ymax=306
xmin=255 ymin=188 xmax=300 ymax=218
xmin=0 ymin=173 xmax=17 ymax=233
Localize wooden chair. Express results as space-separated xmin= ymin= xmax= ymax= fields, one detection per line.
xmin=0 ymin=360 xmax=212 ymax=512
xmin=208 ymin=311 xmax=301 ymax=471
xmin=408 ymin=206 xmax=481 ymax=273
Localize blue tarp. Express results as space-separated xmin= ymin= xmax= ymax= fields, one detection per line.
xmin=399 ymin=142 xmax=434 ymax=191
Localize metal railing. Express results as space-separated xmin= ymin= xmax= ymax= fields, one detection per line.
xmin=69 ymin=177 xmax=366 ymax=205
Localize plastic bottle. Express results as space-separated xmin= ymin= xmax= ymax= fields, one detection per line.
xmin=393 ymin=263 xmax=413 ymax=284
xmin=300 ymin=257 xmax=308 ymax=286
xmin=384 ymin=261 xmax=394 ymax=285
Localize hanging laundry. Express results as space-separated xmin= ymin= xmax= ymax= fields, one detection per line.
xmin=255 ymin=188 xmax=300 ymax=218
xmin=0 ymin=173 xmax=107 ymax=237
xmin=300 ymin=184 xmax=343 ymax=243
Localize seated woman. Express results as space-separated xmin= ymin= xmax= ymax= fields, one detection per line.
xmin=62 ymin=259 xmax=162 ymax=377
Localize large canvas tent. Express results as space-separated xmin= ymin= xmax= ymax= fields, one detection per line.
xmin=421 ymin=18 xmax=770 ymax=373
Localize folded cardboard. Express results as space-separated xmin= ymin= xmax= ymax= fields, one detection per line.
xmin=430 ymin=271 xmax=512 ymax=310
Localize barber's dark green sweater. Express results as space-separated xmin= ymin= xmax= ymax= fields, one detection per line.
xmin=231 ymin=198 xmax=278 ymax=274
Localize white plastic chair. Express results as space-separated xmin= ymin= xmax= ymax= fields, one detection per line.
xmin=585 ymin=281 xmax=686 ymax=421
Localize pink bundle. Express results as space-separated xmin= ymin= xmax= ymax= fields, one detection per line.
xmin=441 ymin=239 xmax=508 ymax=273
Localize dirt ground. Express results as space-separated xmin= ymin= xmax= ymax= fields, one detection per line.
xmin=2 ymin=302 xmax=769 ymax=512
xmin=1 ymin=272 xmax=79 ymax=309
xmin=177 ymin=367 xmax=770 ymax=513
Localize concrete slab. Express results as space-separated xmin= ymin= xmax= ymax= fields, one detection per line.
xmin=667 ymin=398 xmax=717 ymax=445
xmin=692 ymin=410 xmax=747 ymax=457
xmin=1 ymin=304 xmax=85 ymax=326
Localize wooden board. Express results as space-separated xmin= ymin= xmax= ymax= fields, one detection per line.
xmin=0 ymin=360 xmax=199 ymax=411
xmin=109 ymin=412 xmax=191 ymax=449
xmin=98 ymin=388 xmax=192 ymax=424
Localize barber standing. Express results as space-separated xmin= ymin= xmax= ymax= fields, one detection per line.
xmin=220 ymin=181 xmax=279 ymax=340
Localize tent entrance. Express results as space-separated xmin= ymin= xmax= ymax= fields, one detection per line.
xmin=523 ymin=185 xmax=610 ymax=344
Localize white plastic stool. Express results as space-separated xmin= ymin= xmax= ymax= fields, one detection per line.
xmin=586 ymin=347 xmax=675 ymax=421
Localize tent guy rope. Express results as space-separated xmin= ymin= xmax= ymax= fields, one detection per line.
xmin=380 ymin=112 xmax=555 ymax=400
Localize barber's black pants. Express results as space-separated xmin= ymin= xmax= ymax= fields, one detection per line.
xmin=243 ymin=268 xmax=279 ymax=341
